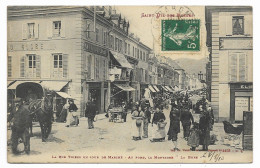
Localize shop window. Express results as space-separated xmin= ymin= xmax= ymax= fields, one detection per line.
xmin=229 ymin=53 xmax=247 ymax=82
xmin=28 ymin=23 xmax=35 ymax=39
xmin=53 ymin=21 xmax=61 ymax=37
xmin=232 ymin=16 xmax=244 ymax=35
xmin=8 ymin=56 xmax=12 ymax=77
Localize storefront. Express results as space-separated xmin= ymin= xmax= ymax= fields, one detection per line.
xmin=230 ymin=82 xmax=253 ymax=123
xmin=84 ymin=81 xmax=109 ymax=114
xmin=140 ymin=83 xmax=149 ymax=99
xmin=111 ymin=82 xmax=135 ymax=107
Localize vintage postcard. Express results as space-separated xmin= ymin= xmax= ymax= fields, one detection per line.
xmin=7 ymin=6 xmax=253 ymax=163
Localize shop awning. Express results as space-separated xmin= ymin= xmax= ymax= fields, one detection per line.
xmin=114 ymin=83 xmax=135 ymax=91
xmin=165 ymin=86 xmax=174 ymax=92
xmin=153 ymin=85 xmax=160 ymax=92
xmin=8 ymin=81 xmax=41 ymax=90
xmin=161 ymin=86 xmax=169 ymax=92
xmin=148 ymin=85 xmax=156 ymax=93
xmin=41 ymin=81 xmax=69 ymax=91
xmin=56 ymin=91 xmax=73 ymax=99
xmin=110 ymin=51 xmax=133 ymax=69
xmin=170 ymin=86 xmax=175 ymax=91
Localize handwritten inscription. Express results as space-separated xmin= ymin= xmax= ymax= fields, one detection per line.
xmin=201 ymin=151 xmax=224 ymax=162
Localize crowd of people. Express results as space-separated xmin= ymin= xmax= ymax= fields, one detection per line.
xmin=128 ymin=92 xmax=214 ymax=151
xmin=58 ymin=90 xmax=214 ymax=151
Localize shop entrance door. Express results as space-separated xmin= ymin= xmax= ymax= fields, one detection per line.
xmin=89 ymin=88 xmax=101 ymax=114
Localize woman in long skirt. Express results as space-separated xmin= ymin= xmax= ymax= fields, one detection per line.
xmin=167 ymin=105 xmax=181 ymax=151
xmin=150 ymin=106 xmax=166 ymax=142
xmin=131 ymin=106 xmax=144 ymax=141
xmin=187 ymin=122 xmax=200 ymax=151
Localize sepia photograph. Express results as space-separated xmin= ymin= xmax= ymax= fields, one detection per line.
xmin=5 ymin=4 xmax=253 ymax=164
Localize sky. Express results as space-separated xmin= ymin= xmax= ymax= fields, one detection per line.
xmin=116 ymin=6 xmax=208 ymax=60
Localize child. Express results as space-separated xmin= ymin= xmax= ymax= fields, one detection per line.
xmin=187 ymin=122 xmax=200 ymax=151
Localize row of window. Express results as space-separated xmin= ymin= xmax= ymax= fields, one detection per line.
xmin=8 ymin=54 xmax=65 ymax=78
xmin=23 ymin=21 xmax=62 ymax=39
xmin=85 ymin=22 xmax=149 ymax=62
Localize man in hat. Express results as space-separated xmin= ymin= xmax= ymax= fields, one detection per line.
xmin=85 ymin=100 xmax=97 ymax=129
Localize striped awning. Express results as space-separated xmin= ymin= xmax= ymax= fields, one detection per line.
xmin=161 ymin=86 xmax=168 ymax=92
xmin=110 ymin=51 xmax=133 ymax=69
xmin=165 ymin=86 xmax=174 ymax=92
xmin=114 ymin=83 xmax=135 ymax=91
xmin=8 ymin=81 xmax=41 ymax=90
xmin=153 ymin=85 xmax=160 ymax=92
xmin=148 ymin=85 xmax=156 ymax=93
xmin=56 ymin=91 xmax=73 ymax=99
xmin=41 ymin=81 xmax=69 ymax=91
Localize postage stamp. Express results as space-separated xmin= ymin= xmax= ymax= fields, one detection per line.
xmin=161 ymin=19 xmax=200 ymax=51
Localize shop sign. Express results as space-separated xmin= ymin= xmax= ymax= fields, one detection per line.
xmin=231 ymin=83 xmax=253 ymax=89
xmin=83 ymin=42 xmax=108 ymax=57
xmin=219 ymin=37 xmax=253 ymax=50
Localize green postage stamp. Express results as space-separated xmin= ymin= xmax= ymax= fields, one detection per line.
xmin=161 ymin=19 xmax=200 ymax=51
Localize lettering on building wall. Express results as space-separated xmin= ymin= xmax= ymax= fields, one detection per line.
xmin=83 ymin=42 xmax=108 ymax=57
xmin=8 ymin=42 xmax=56 ymax=51
xmin=219 ymin=37 xmax=253 ymax=50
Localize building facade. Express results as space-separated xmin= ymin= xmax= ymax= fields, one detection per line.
xmin=205 ymin=6 xmax=253 ymax=122
xmin=7 ymin=6 xmax=154 ymax=117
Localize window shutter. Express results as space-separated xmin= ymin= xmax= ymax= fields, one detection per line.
xmin=35 ymin=23 xmax=39 ymax=39
xmin=36 ymin=55 xmax=41 ymax=78
xmin=244 ymin=15 xmax=252 ymax=36
xmin=8 ymin=24 xmax=11 ymax=39
xmin=225 ymin=16 xmax=232 ymax=35
xmin=22 ymin=23 xmax=27 ymax=40
xmin=61 ymin=19 xmax=66 ymax=38
xmin=47 ymin=21 xmax=52 ymax=38
xmin=63 ymin=54 xmax=68 ymax=78
xmin=20 ymin=56 xmax=26 ymax=77
xmin=239 ymin=53 xmax=246 ymax=81
xmin=8 ymin=56 xmax=12 ymax=77
xmin=229 ymin=53 xmax=237 ymax=81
